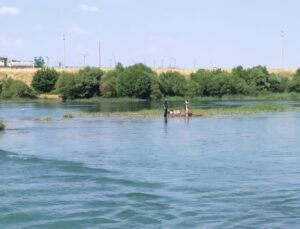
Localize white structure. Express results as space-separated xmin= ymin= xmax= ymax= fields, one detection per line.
xmin=7 ymin=60 xmax=34 ymax=68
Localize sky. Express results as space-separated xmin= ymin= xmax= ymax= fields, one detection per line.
xmin=0 ymin=0 xmax=299 ymax=68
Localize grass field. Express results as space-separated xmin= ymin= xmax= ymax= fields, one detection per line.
xmin=0 ymin=67 xmax=297 ymax=85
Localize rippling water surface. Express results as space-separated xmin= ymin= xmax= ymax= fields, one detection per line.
xmin=1 ymin=101 xmax=300 ymax=228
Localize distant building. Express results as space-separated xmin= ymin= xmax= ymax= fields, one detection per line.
xmin=0 ymin=57 xmax=34 ymax=68
xmin=8 ymin=60 xmax=33 ymax=68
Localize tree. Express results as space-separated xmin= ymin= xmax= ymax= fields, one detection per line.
xmin=288 ymin=69 xmax=300 ymax=92
xmin=159 ymin=71 xmax=187 ymax=96
xmin=100 ymin=70 xmax=118 ymax=97
xmin=31 ymin=68 xmax=59 ymax=93
xmin=78 ymin=67 xmax=104 ymax=97
xmin=189 ymin=69 xmax=213 ymax=96
xmin=34 ymin=56 xmax=45 ymax=68
xmin=0 ymin=79 xmax=36 ymax=99
xmin=116 ymin=64 xmax=153 ymax=99
xmin=150 ymin=75 xmax=163 ymax=100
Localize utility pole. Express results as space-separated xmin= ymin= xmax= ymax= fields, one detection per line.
xmin=63 ymin=34 xmax=66 ymax=68
xmin=81 ymin=54 xmax=88 ymax=67
xmin=45 ymin=56 xmax=49 ymax=67
xmin=98 ymin=41 xmax=101 ymax=68
xmin=281 ymin=30 xmax=284 ymax=68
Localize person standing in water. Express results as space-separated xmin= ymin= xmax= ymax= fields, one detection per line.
xmin=163 ymin=99 xmax=169 ymax=117
xmin=184 ymin=100 xmax=190 ymax=117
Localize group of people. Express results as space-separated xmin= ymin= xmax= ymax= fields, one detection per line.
xmin=163 ymin=99 xmax=190 ymax=118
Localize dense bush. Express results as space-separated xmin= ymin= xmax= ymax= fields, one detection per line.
xmin=0 ymin=79 xmax=36 ymax=99
xmin=32 ymin=68 xmax=59 ymax=93
xmin=100 ymin=70 xmax=118 ymax=97
xmin=55 ymin=67 xmax=104 ymax=100
xmin=188 ymin=69 xmax=252 ymax=98
xmin=288 ymin=68 xmax=300 ymax=92
xmin=55 ymin=73 xmax=86 ymax=100
xmin=232 ymin=66 xmax=286 ymax=94
xmin=150 ymin=75 xmax=163 ymax=100
xmin=159 ymin=71 xmax=187 ymax=96
xmin=78 ymin=67 xmax=104 ymax=97
xmin=116 ymin=64 xmax=153 ymax=99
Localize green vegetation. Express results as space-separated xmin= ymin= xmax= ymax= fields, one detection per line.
xmin=34 ymin=116 xmax=52 ymax=122
xmin=100 ymin=70 xmax=118 ymax=97
xmin=0 ymin=79 xmax=36 ymax=99
xmin=56 ymin=67 xmax=104 ymax=100
xmin=116 ymin=64 xmax=154 ymax=99
xmin=32 ymin=68 xmax=59 ymax=93
xmin=63 ymin=114 xmax=74 ymax=119
xmin=34 ymin=56 xmax=45 ymax=68
xmin=77 ymin=103 xmax=297 ymax=117
xmin=0 ymin=120 xmax=5 ymax=131
xmin=51 ymin=63 xmax=300 ymax=101
xmin=159 ymin=71 xmax=187 ymax=96
xmin=3 ymin=63 xmax=300 ymax=101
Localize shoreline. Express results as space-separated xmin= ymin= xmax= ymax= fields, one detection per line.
xmin=0 ymin=67 xmax=296 ymax=86
xmin=3 ymin=92 xmax=300 ymax=103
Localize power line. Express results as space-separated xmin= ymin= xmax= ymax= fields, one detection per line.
xmin=81 ymin=53 xmax=88 ymax=67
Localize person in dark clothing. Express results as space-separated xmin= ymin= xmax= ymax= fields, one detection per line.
xmin=163 ymin=99 xmax=168 ymax=117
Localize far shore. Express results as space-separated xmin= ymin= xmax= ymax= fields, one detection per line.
xmin=0 ymin=67 xmax=297 ymax=86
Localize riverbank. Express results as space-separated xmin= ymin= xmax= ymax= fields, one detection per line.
xmin=0 ymin=67 xmax=296 ymax=86
xmin=34 ymin=92 xmax=300 ymax=102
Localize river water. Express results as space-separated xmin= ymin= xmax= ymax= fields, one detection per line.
xmin=1 ymin=100 xmax=300 ymax=228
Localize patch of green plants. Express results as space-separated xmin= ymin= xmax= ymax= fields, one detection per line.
xmin=78 ymin=103 xmax=297 ymax=117
xmin=0 ymin=79 xmax=36 ymax=99
xmin=34 ymin=116 xmax=52 ymax=122
xmin=32 ymin=68 xmax=59 ymax=93
xmin=63 ymin=114 xmax=74 ymax=119
xmin=0 ymin=121 xmax=5 ymax=131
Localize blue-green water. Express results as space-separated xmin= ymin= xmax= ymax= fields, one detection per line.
xmin=1 ymin=101 xmax=300 ymax=228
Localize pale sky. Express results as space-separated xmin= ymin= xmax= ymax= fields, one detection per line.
xmin=0 ymin=0 xmax=299 ymax=68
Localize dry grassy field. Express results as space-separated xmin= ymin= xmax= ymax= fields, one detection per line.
xmin=0 ymin=67 xmax=296 ymax=85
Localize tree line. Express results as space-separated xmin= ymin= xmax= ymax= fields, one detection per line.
xmin=2 ymin=63 xmax=300 ymax=100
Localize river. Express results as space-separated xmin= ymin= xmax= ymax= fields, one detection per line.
xmin=1 ymin=100 xmax=300 ymax=228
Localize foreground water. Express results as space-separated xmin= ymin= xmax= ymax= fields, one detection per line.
xmin=1 ymin=101 xmax=300 ymax=228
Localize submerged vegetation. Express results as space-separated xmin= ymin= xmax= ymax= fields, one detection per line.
xmin=0 ymin=121 xmax=5 ymax=131
xmin=2 ymin=64 xmax=300 ymax=101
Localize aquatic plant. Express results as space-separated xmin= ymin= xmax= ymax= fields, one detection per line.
xmin=63 ymin=114 xmax=74 ymax=119
xmin=0 ymin=121 xmax=5 ymax=131
xmin=79 ymin=103 xmax=298 ymax=118
xmin=34 ymin=117 xmax=52 ymax=122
